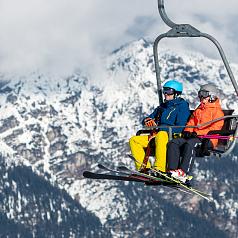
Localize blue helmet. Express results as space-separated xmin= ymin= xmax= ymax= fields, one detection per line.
xmin=163 ymin=80 xmax=183 ymax=94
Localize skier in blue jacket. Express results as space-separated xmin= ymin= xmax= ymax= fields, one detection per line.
xmin=129 ymin=80 xmax=190 ymax=172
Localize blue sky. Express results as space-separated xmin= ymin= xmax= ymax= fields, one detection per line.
xmin=0 ymin=0 xmax=238 ymax=75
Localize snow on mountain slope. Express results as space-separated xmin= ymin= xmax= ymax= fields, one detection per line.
xmin=0 ymin=38 xmax=237 ymax=237
xmin=0 ymin=155 xmax=111 ymax=237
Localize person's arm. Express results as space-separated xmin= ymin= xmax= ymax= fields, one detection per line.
xmin=142 ymin=107 xmax=160 ymax=126
xmin=207 ymin=109 xmax=224 ymax=132
xmin=184 ymin=112 xmax=196 ymax=133
xmin=198 ymin=108 xmax=224 ymax=134
xmin=204 ymin=108 xmax=224 ymax=148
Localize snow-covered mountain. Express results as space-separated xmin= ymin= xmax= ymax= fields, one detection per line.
xmin=0 ymin=39 xmax=237 ymax=237
xmin=0 ymin=156 xmax=110 ymax=237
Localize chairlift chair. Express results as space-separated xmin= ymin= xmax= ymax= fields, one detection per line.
xmin=138 ymin=0 xmax=238 ymax=159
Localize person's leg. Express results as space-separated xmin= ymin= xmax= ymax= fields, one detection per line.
xmin=154 ymin=131 xmax=168 ymax=172
xmin=197 ymin=139 xmax=213 ymax=157
xmin=129 ymin=135 xmax=151 ymax=170
xmin=167 ymin=138 xmax=187 ymax=170
xmin=180 ymin=138 xmax=202 ymax=174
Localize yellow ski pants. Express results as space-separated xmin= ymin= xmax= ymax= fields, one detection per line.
xmin=129 ymin=131 xmax=168 ymax=172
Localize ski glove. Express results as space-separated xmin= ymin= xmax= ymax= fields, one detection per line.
xmin=182 ymin=131 xmax=197 ymax=139
xmin=144 ymin=118 xmax=157 ymax=127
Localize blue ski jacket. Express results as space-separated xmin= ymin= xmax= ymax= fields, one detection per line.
xmin=143 ymin=98 xmax=190 ymax=133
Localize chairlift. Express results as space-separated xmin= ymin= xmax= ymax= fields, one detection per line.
xmin=137 ymin=0 xmax=238 ymax=158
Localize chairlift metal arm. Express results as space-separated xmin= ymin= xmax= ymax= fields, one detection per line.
xmin=155 ymin=0 xmax=238 ymax=102
xmin=153 ymin=33 xmax=167 ymax=105
xmin=158 ymin=0 xmax=176 ymax=28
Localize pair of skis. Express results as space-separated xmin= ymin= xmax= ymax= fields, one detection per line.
xmin=83 ymin=155 xmax=212 ymax=201
xmin=83 ymin=164 xmax=187 ymax=196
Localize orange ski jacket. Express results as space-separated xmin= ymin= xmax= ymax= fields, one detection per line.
xmin=184 ymin=99 xmax=224 ymax=147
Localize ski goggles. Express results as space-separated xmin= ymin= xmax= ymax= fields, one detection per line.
xmin=198 ymin=90 xmax=210 ymax=99
xmin=163 ymin=87 xmax=175 ymax=95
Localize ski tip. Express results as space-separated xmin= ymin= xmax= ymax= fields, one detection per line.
xmin=117 ymin=165 xmax=130 ymax=171
xmin=186 ymin=175 xmax=193 ymax=181
xmin=97 ymin=164 xmax=105 ymax=169
xmin=127 ymin=154 xmax=134 ymax=159
xmin=82 ymin=171 xmax=92 ymax=178
xmin=204 ymin=197 xmax=213 ymax=202
xmin=206 ymin=195 xmax=214 ymax=203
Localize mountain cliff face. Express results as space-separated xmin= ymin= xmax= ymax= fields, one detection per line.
xmin=0 ymin=39 xmax=237 ymax=237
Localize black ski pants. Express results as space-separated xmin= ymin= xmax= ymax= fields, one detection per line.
xmin=167 ymin=137 xmax=202 ymax=174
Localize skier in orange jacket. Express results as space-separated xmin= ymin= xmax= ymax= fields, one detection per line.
xmin=167 ymin=83 xmax=224 ymax=182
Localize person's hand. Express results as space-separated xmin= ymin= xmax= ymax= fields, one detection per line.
xmin=182 ymin=131 xmax=197 ymax=139
xmin=144 ymin=118 xmax=157 ymax=127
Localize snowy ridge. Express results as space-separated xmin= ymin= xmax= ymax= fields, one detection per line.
xmin=0 ymin=38 xmax=237 ymax=237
